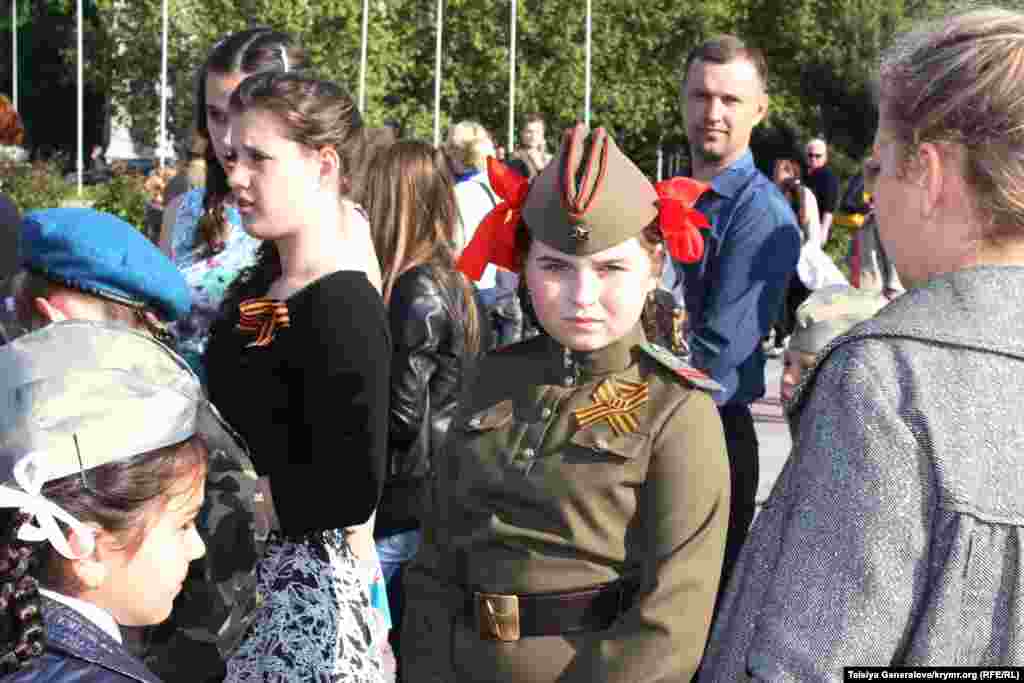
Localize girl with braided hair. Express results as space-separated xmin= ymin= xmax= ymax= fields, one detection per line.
xmin=158 ymin=28 xmax=310 ymax=382
xmin=0 ymin=321 xmax=250 ymax=682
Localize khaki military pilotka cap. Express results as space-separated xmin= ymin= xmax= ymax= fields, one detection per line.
xmin=456 ymin=122 xmax=708 ymax=282
xmin=522 ymin=123 xmax=659 ymax=256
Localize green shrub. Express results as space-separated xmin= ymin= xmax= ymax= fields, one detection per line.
xmin=0 ymin=160 xmax=75 ymax=211
xmin=0 ymin=160 xmax=154 ymax=237
xmin=89 ymin=172 xmax=150 ymax=231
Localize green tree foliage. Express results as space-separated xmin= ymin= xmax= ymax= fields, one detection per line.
xmin=7 ymin=0 xmax=953 ymax=176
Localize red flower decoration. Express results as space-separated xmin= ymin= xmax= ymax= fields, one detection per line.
xmin=654 ymin=177 xmax=711 ymax=264
xmin=456 ymin=157 xmax=531 ymax=280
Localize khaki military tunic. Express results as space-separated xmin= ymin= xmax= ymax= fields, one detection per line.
xmin=402 ymin=324 xmax=729 ymax=682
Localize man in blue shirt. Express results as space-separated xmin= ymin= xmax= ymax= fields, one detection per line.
xmin=664 ymin=35 xmax=801 ymax=592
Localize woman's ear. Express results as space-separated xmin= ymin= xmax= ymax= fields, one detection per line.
xmin=65 ymin=526 xmax=108 ymax=591
xmin=916 ymin=142 xmax=945 ymax=219
xmin=318 ymin=146 xmax=342 ymax=187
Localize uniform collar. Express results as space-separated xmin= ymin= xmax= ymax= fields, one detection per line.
xmin=40 ymin=588 xmax=122 ymax=644
xmin=548 ymin=323 xmax=646 ymax=384
xmin=707 ymin=150 xmax=756 ymax=200
xmin=40 ymin=595 xmax=161 ymax=683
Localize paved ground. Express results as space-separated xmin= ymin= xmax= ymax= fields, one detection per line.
xmin=753 ymin=354 xmax=792 ymax=504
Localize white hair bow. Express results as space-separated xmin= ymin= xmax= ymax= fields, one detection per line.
xmin=0 ymin=452 xmax=96 ymax=560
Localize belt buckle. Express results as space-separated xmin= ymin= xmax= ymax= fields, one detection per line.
xmin=474 ymin=592 xmax=520 ymax=642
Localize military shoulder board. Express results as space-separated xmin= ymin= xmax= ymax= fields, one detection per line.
xmin=638 ymin=342 xmax=723 ymax=393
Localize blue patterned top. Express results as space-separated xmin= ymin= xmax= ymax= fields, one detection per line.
xmin=169 ymin=188 xmax=261 ymax=378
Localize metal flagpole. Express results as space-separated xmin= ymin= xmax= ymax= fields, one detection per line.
xmin=433 ymin=0 xmax=443 ymax=147
xmin=358 ymin=0 xmax=369 ymax=113
xmin=77 ymin=0 xmax=83 ymax=197
xmin=584 ymin=0 xmax=592 ymax=129
xmin=159 ymin=0 xmax=168 ymax=169
xmin=11 ymin=0 xmax=16 ymax=112
xmin=508 ymin=0 xmax=517 ymax=153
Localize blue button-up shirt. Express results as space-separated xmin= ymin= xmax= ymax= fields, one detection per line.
xmin=663 ymin=151 xmax=801 ymax=406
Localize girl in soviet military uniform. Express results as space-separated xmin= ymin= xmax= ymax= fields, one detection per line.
xmin=400 ymin=123 xmax=730 ymax=683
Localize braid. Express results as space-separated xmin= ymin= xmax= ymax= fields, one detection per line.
xmin=0 ymin=512 xmax=45 ymax=673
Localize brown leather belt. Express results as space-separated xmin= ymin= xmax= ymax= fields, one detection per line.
xmin=464 ymin=580 xmax=639 ymax=642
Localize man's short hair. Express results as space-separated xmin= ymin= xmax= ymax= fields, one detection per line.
xmin=683 ymin=35 xmax=768 ymax=90
xmin=806 ymin=138 xmax=827 ymax=150
xmin=522 ymin=113 xmax=545 ymax=128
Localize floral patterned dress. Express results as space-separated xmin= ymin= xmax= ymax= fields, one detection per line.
xmin=168 ymin=188 xmax=261 ymax=380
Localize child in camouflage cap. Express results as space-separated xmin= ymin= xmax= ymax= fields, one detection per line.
xmin=780 ymin=284 xmax=888 ymax=435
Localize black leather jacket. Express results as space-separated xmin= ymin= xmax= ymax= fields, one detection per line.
xmin=376 ymin=264 xmax=491 ymax=537
xmin=5 ymin=597 xmax=160 ymax=683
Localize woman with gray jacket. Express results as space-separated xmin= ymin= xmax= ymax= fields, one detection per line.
xmin=703 ymin=8 xmax=1024 ymax=679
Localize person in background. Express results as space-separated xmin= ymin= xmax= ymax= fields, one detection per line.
xmin=162 ymin=127 xmax=209 ymax=209
xmin=803 ymin=138 xmax=839 ymax=244
xmin=159 ymin=28 xmax=305 ymax=380
xmin=778 ymin=284 xmax=887 ymax=409
xmin=0 ymin=100 xmax=23 ymax=325
xmin=90 ymin=144 xmax=108 ymax=172
xmin=701 ymin=8 xmax=1024 ymax=678
xmin=402 ymin=124 xmax=729 ymax=682
xmin=0 ymin=95 xmax=27 ymax=163
xmin=0 ymin=193 xmax=20 ymax=288
xmin=848 ymin=148 xmax=904 ymax=298
xmin=832 ymin=163 xmax=871 ymax=236
xmin=506 ymin=113 xmax=553 ymax=179
xmin=666 ymin=35 xmax=801 ymax=598
xmin=2 ymin=208 xmax=270 ymax=683
xmin=763 ymin=158 xmax=822 ymax=357
xmin=444 ymin=120 xmax=498 ymax=253
xmin=773 ymin=159 xmax=820 ymax=243
xmin=3 ymin=208 xmax=190 ymax=345
xmin=0 ymin=320 xmax=248 ymax=682
xmin=445 ymin=120 xmax=522 ymax=346
xmin=364 ymin=140 xmax=492 ymax=677
xmin=351 ymin=126 xmax=398 ymax=204
xmin=205 ymin=70 xmax=388 ymax=682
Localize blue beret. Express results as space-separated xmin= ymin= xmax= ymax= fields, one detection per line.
xmin=20 ymin=208 xmax=192 ymax=321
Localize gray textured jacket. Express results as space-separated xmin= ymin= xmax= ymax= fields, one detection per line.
xmin=701 ymin=266 xmax=1024 ymax=681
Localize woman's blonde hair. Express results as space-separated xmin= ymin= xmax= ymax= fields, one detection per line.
xmin=880 ymin=7 xmax=1024 ymax=239
xmin=445 ymin=121 xmax=496 ymax=173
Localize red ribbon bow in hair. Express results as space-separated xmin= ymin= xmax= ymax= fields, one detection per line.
xmin=456 ymin=157 xmax=531 ymax=281
xmin=654 ymin=177 xmax=711 ymax=264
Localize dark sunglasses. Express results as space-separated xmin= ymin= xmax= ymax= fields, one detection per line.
xmin=807 ymin=153 xmax=824 ymax=158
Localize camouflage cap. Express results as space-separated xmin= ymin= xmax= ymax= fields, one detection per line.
xmin=789 ymin=284 xmax=888 ymax=354
xmin=0 ymin=320 xmax=266 ymax=669
xmin=521 ymin=123 xmax=658 ymax=255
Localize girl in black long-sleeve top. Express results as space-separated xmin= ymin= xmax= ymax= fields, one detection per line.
xmin=204 ymin=71 xmax=388 ymax=682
